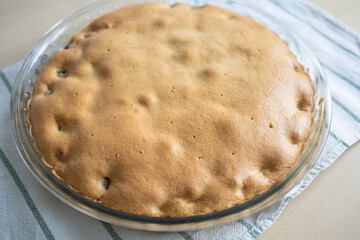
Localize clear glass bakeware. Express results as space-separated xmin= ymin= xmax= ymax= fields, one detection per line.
xmin=10 ymin=0 xmax=331 ymax=232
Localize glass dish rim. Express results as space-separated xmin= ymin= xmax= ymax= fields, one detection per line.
xmin=10 ymin=0 xmax=332 ymax=231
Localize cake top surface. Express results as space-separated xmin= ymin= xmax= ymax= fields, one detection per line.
xmin=29 ymin=2 xmax=314 ymax=217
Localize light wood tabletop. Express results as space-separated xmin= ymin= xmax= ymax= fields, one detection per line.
xmin=0 ymin=1 xmax=359 ymax=239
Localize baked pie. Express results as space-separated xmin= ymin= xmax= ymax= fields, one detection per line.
xmin=29 ymin=2 xmax=314 ymax=217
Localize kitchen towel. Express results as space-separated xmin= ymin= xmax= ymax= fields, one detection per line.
xmin=0 ymin=0 xmax=359 ymax=239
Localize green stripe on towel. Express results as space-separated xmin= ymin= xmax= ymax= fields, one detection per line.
xmin=100 ymin=221 xmax=122 ymax=240
xmin=333 ymin=97 xmax=360 ymax=123
xmin=0 ymin=148 xmax=55 ymax=240
xmin=330 ymin=131 xmax=350 ymax=148
xmin=0 ymin=71 xmax=124 ymax=240
xmin=237 ymin=219 xmax=260 ymax=238
xmin=322 ymin=63 xmax=360 ymax=92
xmin=271 ymin=0 xmax=360 ymax=60
xmin=178 ymin=232 xmax=194 ymax=240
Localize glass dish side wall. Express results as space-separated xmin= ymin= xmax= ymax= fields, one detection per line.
xmin=10 ymin=0 xmax=331 ymax=231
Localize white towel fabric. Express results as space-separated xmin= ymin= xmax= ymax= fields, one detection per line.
xmin=0 ymin=0 xmax=359 ymax=239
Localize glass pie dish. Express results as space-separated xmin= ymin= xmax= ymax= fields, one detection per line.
xmin=10 ymin=0 xmax=331 ymax=232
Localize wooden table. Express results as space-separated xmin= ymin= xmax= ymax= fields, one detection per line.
xmin=0 ymin=1 xmax=359 ymax=239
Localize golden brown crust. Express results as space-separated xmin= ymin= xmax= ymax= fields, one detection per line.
xmin=29 ymin=2 xmax=314 ymax=217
